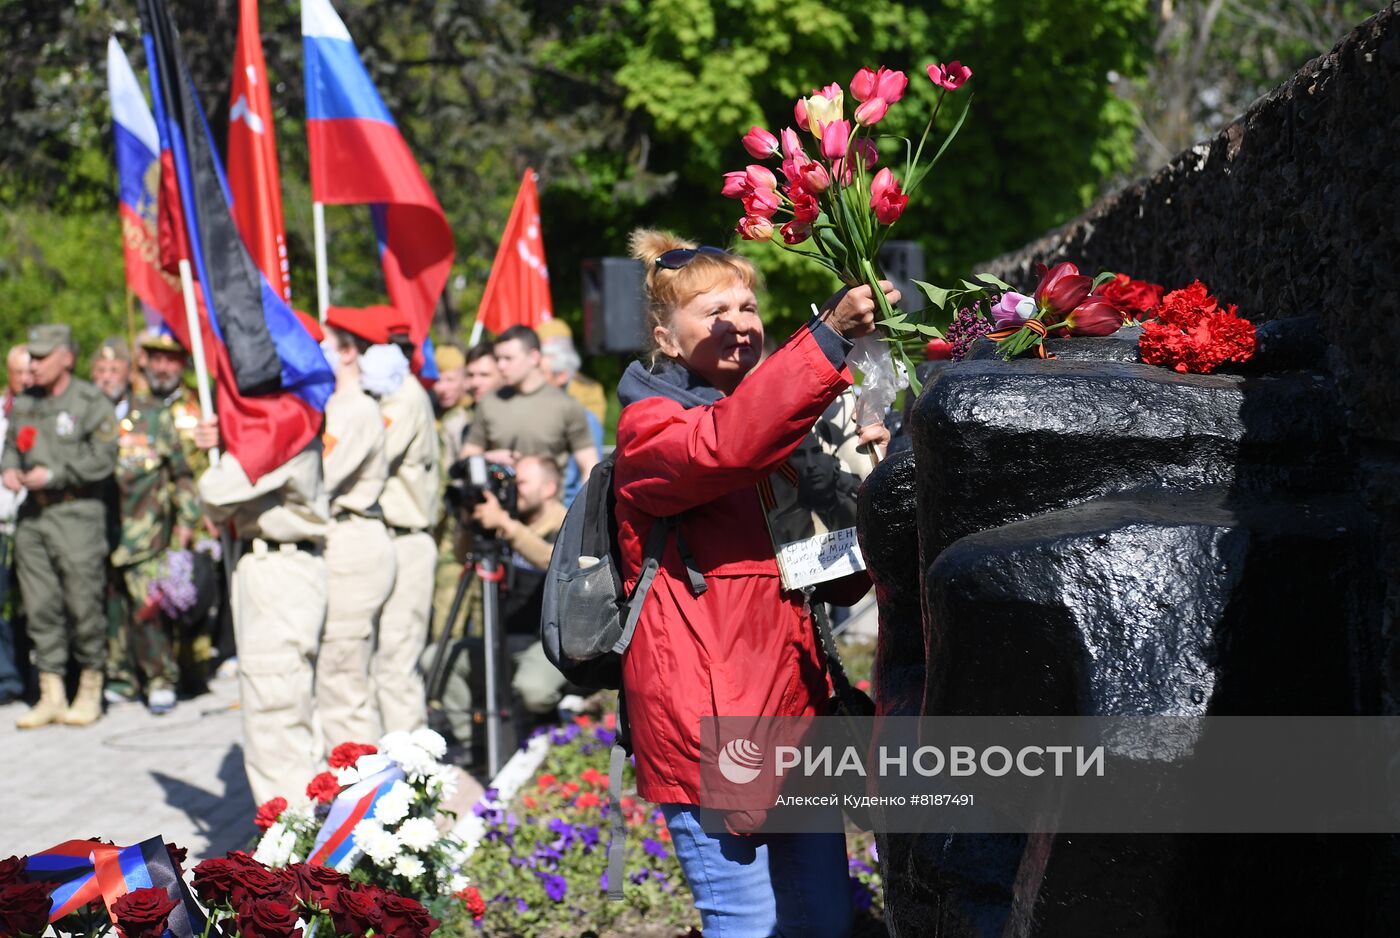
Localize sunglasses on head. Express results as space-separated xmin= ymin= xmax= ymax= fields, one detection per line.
xmin=654 ymin=245 xmax=730 ymax=269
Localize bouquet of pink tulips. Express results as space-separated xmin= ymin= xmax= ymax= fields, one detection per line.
xmin=722 ymin=60 xmax=972 ymax=400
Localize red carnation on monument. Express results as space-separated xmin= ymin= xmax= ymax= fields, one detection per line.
xmin=327 ymin=742 xmax=378 ymax=769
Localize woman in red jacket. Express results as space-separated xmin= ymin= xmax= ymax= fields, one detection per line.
xmin=613 ymin=229 xmax=896 ymax=936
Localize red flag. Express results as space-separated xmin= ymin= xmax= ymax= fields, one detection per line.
xmin=228 ymin=0 xmax=291 ymax=302
xmin=475 ymin=169 xmax=553 ymax=334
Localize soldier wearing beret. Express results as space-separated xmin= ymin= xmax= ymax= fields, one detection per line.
xmin=2 ymin=324 xmax=119 ymax=728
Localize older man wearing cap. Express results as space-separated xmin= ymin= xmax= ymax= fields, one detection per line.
xmin=337 ymin=305 xmax=440 ymax=733
xmin=2 ymin=324 xmax=119 ymax=728
xmin=104 ymin=331 xmax=203 ymax=714
xmin=196 ymin=410 xmax=328 ymax=802
xmin=91 ymin=336 xmax=133 ymax=418
xmin=317 ymin=307 xmax=397 ymax=746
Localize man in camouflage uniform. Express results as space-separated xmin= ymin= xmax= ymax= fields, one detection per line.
xmin=2 ymin=325 xmax=119 ymax=728
xmin=108 ymin=331 xmax=202 ymax=714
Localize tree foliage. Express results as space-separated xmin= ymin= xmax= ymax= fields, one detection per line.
xmin=26 ymin=0 xmax=1370 ymax=374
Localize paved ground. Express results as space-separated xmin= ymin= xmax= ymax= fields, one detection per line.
xmin=0 ymin=673 xmax=485 ymax=860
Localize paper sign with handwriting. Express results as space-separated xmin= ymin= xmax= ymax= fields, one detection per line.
xmin=775 ymin=526 xmax=866 ymax=590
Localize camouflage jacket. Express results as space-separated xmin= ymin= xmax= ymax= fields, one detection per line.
xmin=110 ymin=393 xmax=200 ymax=568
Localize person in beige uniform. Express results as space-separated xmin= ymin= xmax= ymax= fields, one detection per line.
xmin=318 ymin=309 xmax=397 ymax=748
xmin=196 ymin=431 xmax=328 ymax=804
xmin=360 ymin=319 xmax=439 ymax=734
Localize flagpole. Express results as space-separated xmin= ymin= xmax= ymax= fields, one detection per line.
xmin=313 ymin=201 xmax=330 ymax=323
xmin=177 ymin=258 xmax=219 ymax=468
xmin=467 ymin=318 xmax=484 ymax=348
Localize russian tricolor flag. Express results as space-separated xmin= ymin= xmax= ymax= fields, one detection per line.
xmin=139 ymin=0 xmax=333 ymax=483
xmin=107 ymin=37 xmax=185 ymax=340
xmin=303 ymin=0 xmax=454 ymax=376
xmin=308 ymin=761 xmax=406 ymax=869
xmin=27 ymin=837 xmax=205 ymax=938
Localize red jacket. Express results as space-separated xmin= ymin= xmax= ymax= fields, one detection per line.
xmin=613 ymin=323 xmax=853 ymax=805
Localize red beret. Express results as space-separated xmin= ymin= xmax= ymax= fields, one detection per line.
xmin=325 ymin=305 xmax=403 ymax=344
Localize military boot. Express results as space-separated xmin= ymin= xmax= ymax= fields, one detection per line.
xmin=61 ymin=669 xmax=105 ymax=726
xmin=16 ymin=672 xmax=69 ymax=729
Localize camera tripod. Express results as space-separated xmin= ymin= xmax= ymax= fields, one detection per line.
xmin=424 ymin=536 xmax=516 ymax=778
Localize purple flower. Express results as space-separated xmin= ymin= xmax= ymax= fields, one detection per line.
xmin=149 ymin=550 xmax=198 ymax=617
xmin=484 ymin=787 xmax=500 ymax=801
xmin=515 ymin=897 xmax=528 ymax=914
xmin=629 ymin=869 xmax=651 ymax=885
xmin=598 ymin=870 xmax=609 ymax=893
xmin=642 ymin=837 xmax=668 ymax=860
xmin=946 ymin=305 xmax=994 ymax=361
xmin=594 ymin=727 xmax=617 ymax=747
xmin=868 ymin=841 xmax=879 ymax=863
xmin=538 ymin=873 xmax=567 ymax=902
xmin=579 ymin=826 xmax=600 ymax=850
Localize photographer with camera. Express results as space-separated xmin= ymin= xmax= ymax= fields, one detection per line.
xmin=471 ymin=455 xmax=569 ymax=729
xmin=428 ymin=453 xmax=568 ymax=763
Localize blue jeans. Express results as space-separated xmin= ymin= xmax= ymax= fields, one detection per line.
xmin=661 ymin=803 xmax=853 ymax=938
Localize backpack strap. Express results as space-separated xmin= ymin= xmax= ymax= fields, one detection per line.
xmin=610 ymin=515 xmax=705 ymax=656
xmin=605 ymin=687 xmax=630 ymax=901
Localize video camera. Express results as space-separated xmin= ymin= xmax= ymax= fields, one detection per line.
xmin=445 ymin=455 xmax=518 ymax=539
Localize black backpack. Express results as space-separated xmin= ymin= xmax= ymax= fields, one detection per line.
xmin=540 ymin=451 xmax=705 ymax=691
xmin=539 ymin=450 xmax=706 ymax=900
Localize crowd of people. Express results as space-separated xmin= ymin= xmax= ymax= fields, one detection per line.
xmin=2 ymin=237 xmax=897 ymax=932
xmin=0 ymin=312 xmax=605 ymax=805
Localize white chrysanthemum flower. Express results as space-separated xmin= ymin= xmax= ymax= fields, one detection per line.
xmin=425 ymin=765 xmax=458 ymax=801
xmin=410 ymin=728 xmax=448 ymax=759
xmin=253 ymin=822 xmax=297 ymax=867
xmin=448 ymin=873 xmax=469 ymax=894
xmin=355 ymin=819 xmax=401 ymax=866
xmin=396 ymin=816 xmax=439 ymax=851
xmin=392 ymin=853 xmax=426 ymax=880
xmin=373 ymin=780 xmax=414 ymax=827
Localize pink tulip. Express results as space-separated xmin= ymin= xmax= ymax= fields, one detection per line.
xmin=720 ymin=171 xmax=749 ymax=199
xmin=854 ymin=137 xmax=878 ymax=169
xmin=869 ymin=168 xmax=908 ymax=225
xmin=737 ymin=215 xmax=775 ymax=241
xmin=781 ymin=220 xmax=812 ymax=245
xmin=927 ymin=60 xmax=972 ymax=91
xmin=854 ymin=66 xmax=908 ymax=103
xmin=780 ymin=127 xmax=805 ymax=160
xmin=743 ymin=187 xmax=781 ymax=218
xmin=992 ymin=292 xmax=1036 ymax=328
xmin=780 ymin=156 xmax=808 ymax=185
xmin=742 ymin=126 xmax=779 ymax=159
xmin=799 ymin=162 xmax=831 ymax=193
xmin=850 ymin=67 xmax=879 ymax=102
xmin=820 ymin=120 xmax=851 ymax=160
xmin=875 ymin=68 xmax=908 ymax=103
xmin=790 ymin=189 xmax=819 ymax=224
xmin=745 ymin=164 xmax=778 ymax=192
xmin=1034 ymin=262 xmax=1094 ymax=317
xmin=854 ymin=97 xmax=889 ymax=127
xmin=794 ymin=97 xmax=808 ymax=129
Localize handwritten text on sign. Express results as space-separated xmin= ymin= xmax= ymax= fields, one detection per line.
xmin=777 ymin=526 xmax=866 ymax=590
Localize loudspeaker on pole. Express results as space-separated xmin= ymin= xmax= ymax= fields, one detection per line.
xmin=581 ymin=257 xmax=647 ymax=355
